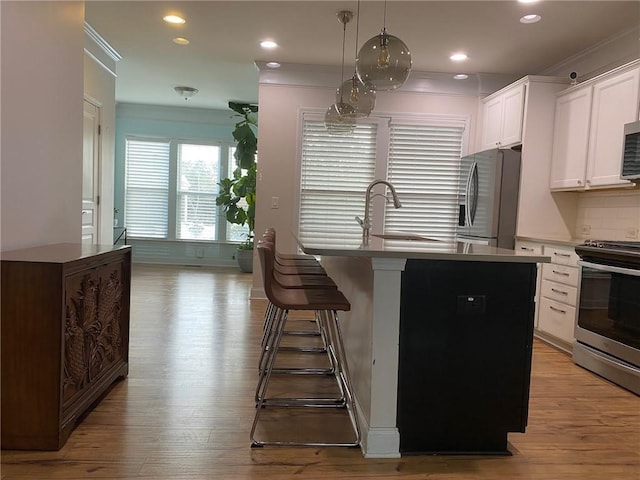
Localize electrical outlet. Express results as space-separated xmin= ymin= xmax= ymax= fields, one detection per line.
xmin=625 ymin=227 xmax=639 ymax=239
xmin=581 ymin=224 xmax=591 ymax=236
xmin=271 ymin=196 xmax=279 ymax=209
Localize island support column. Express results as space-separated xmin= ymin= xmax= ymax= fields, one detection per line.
xmin=320 ymin=256 xmax=406 ymax=458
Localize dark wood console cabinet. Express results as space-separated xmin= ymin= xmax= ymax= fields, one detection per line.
xmin=1 ymin=243 xmax=132 ymax=450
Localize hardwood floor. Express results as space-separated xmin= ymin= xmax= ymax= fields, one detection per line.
xmin=2 ymin=264 xmax=639 ymax=479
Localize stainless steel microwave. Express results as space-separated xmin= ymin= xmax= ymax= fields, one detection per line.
xmin=621 ymin=120 xmax=640 ymax=180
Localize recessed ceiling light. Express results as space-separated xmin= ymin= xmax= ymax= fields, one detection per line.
xmin=518 ymin=0 xmax=539 ymax=3
xmin=453 ymin=74 xmax=469 ymax=80
xmin=520 ymin=14 xmax=541 ymax=24
xmin=172 ymin=37 xmax=190 ymax=45
xmin=266 ymin=62 xmax=281 ymax=68
xmin=163 ymin=15 xmax=185 ymax=24
xmin=450 ymin=53 xmax=468 ymax=62
xmin=260 ymin=40 xmax=278 ymax=49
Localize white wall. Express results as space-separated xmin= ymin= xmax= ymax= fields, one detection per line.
xmin=1 ymin=1 xmax=85 ymax=251
xmin=543 ymin=26 xmax=640 ymax=82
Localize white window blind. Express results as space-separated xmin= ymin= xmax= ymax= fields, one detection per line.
xmin=177 ymin=144 xmax=219 ymax=241
xmin=385 ymin=122 xmax=464 ymax=241
xmin=299 ymin=119 xmax=377 ymax=244
xmin=125 ymin=139 xmax=170 ymax=238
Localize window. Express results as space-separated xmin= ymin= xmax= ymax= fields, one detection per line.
xmin=385 ymin=121 xmax=465 ymax=240
xmin=125 ymin=138 xmax=231 ymax=242
xmin=298 ymin=113 xmax=466 ymax=243
xmin=299 ymin=120 xmax=377 ymax=245
xmin=177 ymin=144 xmax=219 ymax=241
xmin=125 ymin=139 xmax=170 ymax=238
xmin=226 ymin=147 xmax=250 ymax=242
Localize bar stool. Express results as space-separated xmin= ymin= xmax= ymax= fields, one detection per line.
xmin=258 ymin=238 xmax=336 ymax=370
xmin=257 ymin=236 xmax=338 ymax=378
xmin=260 ymin=229 xmax=328 ymax=343
xmin=251 ymin=240 xmax=360 ymax=447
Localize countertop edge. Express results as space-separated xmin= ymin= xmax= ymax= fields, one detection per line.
xmin=298 ymin=243 xmax=550 ymax=264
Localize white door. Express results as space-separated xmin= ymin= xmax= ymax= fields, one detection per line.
xmin=82 ymin=100 xmax=101 ymax=244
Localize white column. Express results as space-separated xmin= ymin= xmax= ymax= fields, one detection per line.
xmin=363 ymin=257 xmax=406 ymax=458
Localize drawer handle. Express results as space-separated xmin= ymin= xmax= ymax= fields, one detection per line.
xmin=549 ymin=305 xmax=567 ymax=314
xmin=520 ymin=247 xmax=534 ymax=252
xmin=552 ymin=270 xmax=570 ymax=276
xmin=551 ymin=288 xmax=568 ymax=296
xmin=554 ymin=252 xmax=571 ymax=258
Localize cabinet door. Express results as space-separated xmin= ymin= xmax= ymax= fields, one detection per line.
xmin=586 ymin=67 xmax=639 ymax=188
xmin=500 ymin=84 xmax=525 ymax=147
xmin=63 ymin=260 xmax=127 ymax=413
xmin=481 ymin=95 xmax=503 ymax=150
xmin=549 ymin=87 xmax=592 ymax=190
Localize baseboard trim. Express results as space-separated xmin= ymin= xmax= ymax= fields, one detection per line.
xmin=354 ymin=397 xmax=400 ymax=458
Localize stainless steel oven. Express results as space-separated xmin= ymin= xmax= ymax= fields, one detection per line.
xmin=573 ymin=241 xmax=640 ymax=395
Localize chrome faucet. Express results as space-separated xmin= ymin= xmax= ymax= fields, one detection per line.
xmin=355 ymin=179 xmax=402 ymax=245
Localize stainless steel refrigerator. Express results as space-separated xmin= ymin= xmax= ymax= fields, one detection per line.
xmin=456 ymin=148 xmax=521 ymax=249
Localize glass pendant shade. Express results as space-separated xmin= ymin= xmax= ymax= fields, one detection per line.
xmin=356 ymin=29 xmax=412 ymax=91
xmin=337 ymin=75 xmax=376 ymax=118
xmin=324 ymin=102 xmax=356 ymax=135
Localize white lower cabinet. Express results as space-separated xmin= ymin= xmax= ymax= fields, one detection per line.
xmin=536 ymin=244 xmax=580 ymax=352
xmin=537 ymin=297 xmax=577 ymax=346
xmin=515 ymin=240 xmax=543 ymax=328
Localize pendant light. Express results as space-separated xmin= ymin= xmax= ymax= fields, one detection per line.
xmin=324 ymin=10 xmax=356 ymax=135
xmin=356 ymin=0 xmax=412 ymax=91
xmin=337 ymin=0 xmax=375 ymax=118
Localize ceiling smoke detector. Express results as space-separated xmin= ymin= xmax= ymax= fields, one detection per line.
xmin=174 ymin=86 xmax=199 ymax=100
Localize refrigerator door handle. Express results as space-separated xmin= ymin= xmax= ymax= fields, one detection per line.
xmin=468 ymin=161 xmax=479 ymax=227
xmin=464 ymin=161 xmax=474 ymax=227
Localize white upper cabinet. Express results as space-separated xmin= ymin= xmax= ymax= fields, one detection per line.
xmin=549 ymin=88 xmax=593 ymax=190
xmin=480 ymin=83 xmax=525 ymax=150
xmin=550 ymin=61 xmax=640 ymax=191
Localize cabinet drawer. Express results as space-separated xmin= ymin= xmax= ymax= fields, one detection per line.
xmin=544 ymin=246 xmax=579 ymax=267
xmin=540 ymin=280 xmax=578 ymax=307
xmin=538 ymin=297 xmax=576 ymax=344
xmin=542 ymin=262 xmax=579 ymax=286
xmin=515 ymin=241 xmax=543 ymax=255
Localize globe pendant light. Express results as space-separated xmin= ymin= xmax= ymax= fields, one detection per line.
xmin=337 ymin=0 xmax=375 ymax=118
xmin=356 ymin=0 xmax=412 ymax=91
xmin=324 ymin=10 xmax=356 ymax=135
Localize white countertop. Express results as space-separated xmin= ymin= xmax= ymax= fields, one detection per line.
xmin=295 ymin=232 xmax=550 ymax=263
xmin=516 ymin=235 xmax=584 ymax=247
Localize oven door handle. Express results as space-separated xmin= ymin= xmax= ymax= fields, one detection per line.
xmin=578 ymin=260 xmax=640 ymax=277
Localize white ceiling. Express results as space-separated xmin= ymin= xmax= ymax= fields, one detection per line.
xmin=85 ymin=1 xmax=640 ymax=110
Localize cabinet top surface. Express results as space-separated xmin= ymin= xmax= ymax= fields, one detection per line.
xmin=1 ymin=243 xmax=131 ymax=263
xmin=295 ymin=233 xmax=549 ymax=264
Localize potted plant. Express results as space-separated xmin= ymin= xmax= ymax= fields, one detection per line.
xmin=216 ymin=101 xmax=258 ymax=272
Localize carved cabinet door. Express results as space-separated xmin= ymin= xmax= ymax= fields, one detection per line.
xmin=62 ymin=260 xmax=126 ymax=411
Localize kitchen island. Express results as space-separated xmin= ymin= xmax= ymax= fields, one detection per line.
xmin=295 ymin=233 xmax=549 ymax=458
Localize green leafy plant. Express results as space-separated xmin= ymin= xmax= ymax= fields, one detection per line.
xmin=216 ymin=101 xmax=258 ymax=249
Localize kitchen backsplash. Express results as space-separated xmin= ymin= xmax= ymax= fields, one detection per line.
xmin=575 ymin=188 xmax=640 ymax=241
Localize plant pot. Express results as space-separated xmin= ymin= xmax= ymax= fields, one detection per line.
xmin=235 ymin=248 xmax=253 ymax=273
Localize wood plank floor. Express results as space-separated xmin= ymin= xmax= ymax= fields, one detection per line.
xmin=2 ymin=264 xmax=639 ymax=479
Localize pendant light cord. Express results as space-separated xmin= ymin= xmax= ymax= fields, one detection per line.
xmin=339 ymin=15 xmax=347 ymax=102
xmin=383 ymin=0 xmax=387 ymax=31
xmin=355 ymin=0 xmax=360 ymax=59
